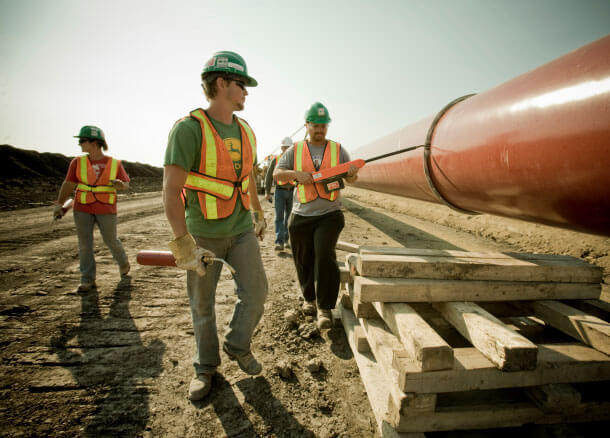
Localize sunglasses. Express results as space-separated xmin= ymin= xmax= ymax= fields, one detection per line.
xmin=232 ymin=79 xmax=246 ymax=90
xmin=78 ymin=138 xmax=91 ymax=145
xmin=224 ymin=76 xmax=246 ymax=90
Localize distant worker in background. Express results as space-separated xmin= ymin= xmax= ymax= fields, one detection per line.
xmin=53 ymin=125 xmax=131 ymax=292
xmin=163 ymin=50 xmax=268 ymax=401
xmin=273 ymin=102 xmax=359 ymax=330
xmin=264 ymin=136 xmax=295 ymax=251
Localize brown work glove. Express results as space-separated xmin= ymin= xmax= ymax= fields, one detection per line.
xmin=252 ymin=210 xmax=266 ymax=240
xmin=168 ymin=233 xmax=215 ymax=276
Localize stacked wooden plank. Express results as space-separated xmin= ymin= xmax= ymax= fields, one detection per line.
xmin=337 ymin=244 xmax=610 ymax=436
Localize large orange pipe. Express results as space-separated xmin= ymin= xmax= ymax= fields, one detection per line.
xmin=352 ymin=35 xmax=610 ymax=237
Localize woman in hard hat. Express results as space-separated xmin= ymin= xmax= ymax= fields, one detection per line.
xmin=53 ymin=125 xmax=131 ymax=291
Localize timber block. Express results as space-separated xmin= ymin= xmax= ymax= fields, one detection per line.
xmin=372 ymin=301 xmax=453 ymax=371
xmin=345 ymin=253 xmax=359 ymax=277
xmin=520 ymin=300 xmax=610 ymax=355
xmin=355 ymin=253 xmax=602 ymax=283
xmin=338 ymin=262 xmax=351 ymax=285
xmin=432 ymin=301 xmax=538 ymax=371
xmin=394 ymin=343 xmax=610 ymax=394
xmin=336 ymin=240 xmax=360 ymax=253
xmin=352 ymin=325 xmax=370 ymax=353
xmin=568 ymin=298 xmax=610 ymax=321
xmin=345 ymin=282 xmax=377 ymax=318
xmin=339 ymin=304 xmax=423 ymax=438
xmin=353 ymin=276 xmax=601 ymax=303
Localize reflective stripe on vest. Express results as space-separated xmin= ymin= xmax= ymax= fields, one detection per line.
xmin=184 ymin=109 xmax=256 ymax=219
xmin=295 ymin=140 xmax=340 ymax=203
xmin=75 ymin=155 xmax=119 ymax=204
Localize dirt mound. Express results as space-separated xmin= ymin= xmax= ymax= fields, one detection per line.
xmin=0 ymin=145 xmax=163 ymax=211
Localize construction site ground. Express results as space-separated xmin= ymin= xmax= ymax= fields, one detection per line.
xmin=0 ymin=184 xmax=608 ymax=437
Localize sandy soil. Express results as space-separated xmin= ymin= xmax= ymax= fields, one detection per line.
xmin=0 ymin=186 xmax=608 ymax=437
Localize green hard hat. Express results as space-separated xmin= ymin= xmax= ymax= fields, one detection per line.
xmin=202 ymin=51 xmax=258 ymax=87
xmin=305 ymin=102 xmax=331 ymax=124
xmin=74 ymin=125 xmax=106 ymax=143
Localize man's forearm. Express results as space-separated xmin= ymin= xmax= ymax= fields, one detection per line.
xmin=163 ymin=191 xmax=188 ymax=238
xmin=250 ymin=171 xmax=264 ymax=211
xmin=163 ymin=165 xmax=189 ymax=239
xmin=274 ymin=168 xmax=296 ymax=181
xmin=264 ymin=159 xmax=276 ymax=194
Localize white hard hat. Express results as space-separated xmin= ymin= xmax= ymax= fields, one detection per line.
xmin=281 ymin=137 xmax=292 ymax=148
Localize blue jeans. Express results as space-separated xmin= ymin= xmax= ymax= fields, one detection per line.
xmin=274 ymin=188 xmax=293 ymax=244
xmin=73 ymin=210 xmax=129 ymax=284
xmin=188 ymin=231 xmax=268 ymax=375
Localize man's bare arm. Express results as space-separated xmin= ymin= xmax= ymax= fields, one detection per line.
xmin=274 ymin=167 xmax=312 ymax=185
xmin=163 ymin=164 xmax=188 ymax=238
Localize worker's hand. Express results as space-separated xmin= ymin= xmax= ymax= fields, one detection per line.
xmin=295 ymin=171 xmax=313 ymax=184
xmin=111 ymin=179 xmax=124 ymax=190
xmin=168 ymin=233 xmax=216 ymax=276
xmin=265 ymin=193 xmax=272 ymax=203
xmin=346 ymin=165 xmax=359 ymax=178
xmin=252 ymin=210 xmax=266 ymax=240
xmin=53 ymin=204 xmax=64 ymax=219
xmin=345 ymin=165 xmax=360 ymax=183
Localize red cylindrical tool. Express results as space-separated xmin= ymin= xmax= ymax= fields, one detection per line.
xmin=352 ymin=35 xmax=610 ymax=236
xmin=136 ymin=250 xmax=177 ymax=267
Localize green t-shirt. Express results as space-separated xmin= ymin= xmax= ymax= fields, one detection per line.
xmin=164 ymin=112 xmax=255 ymax=238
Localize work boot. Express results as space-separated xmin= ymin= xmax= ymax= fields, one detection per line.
xmin=274 ymin=243 xmax=284 ymax=251
xmin=317 ymin=309 xmax=333 ymax=330
xmin=223 ymin=344 xmax=262 ymax=375
xmin=119 ymin=262 xmax=131 ymax=276
xmin=77 ymin=281 xmax=96 ymax=292
xmin=188 ymin=373 xmax=214 ymax=401
xmin=302 ymin=300 xmax=316 ymax=316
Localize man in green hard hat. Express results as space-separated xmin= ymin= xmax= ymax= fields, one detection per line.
xmin=273 ymin=102 xmax=359 ymax=330
xmin=163 ymin=51 xmax=268 ymax=401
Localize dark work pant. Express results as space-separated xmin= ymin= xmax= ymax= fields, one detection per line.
xmin=288 ymin=210 xmax=345 ymax=310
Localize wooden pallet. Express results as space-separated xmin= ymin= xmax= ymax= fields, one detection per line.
xmin=338 ymin=246 xmax=610 ymax=435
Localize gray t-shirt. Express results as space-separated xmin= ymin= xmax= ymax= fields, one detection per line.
xmin=277 ymin=141 xmax=351 ymax=217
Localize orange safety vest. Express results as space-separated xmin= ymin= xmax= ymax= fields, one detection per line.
xmin=275 ymin=151 xmax=295 ymax=187
xmin=183 ymin=109 xmax=256 ymax=220
xmin=294 ymin=140 xmax=341 ymax=203
xmin=75 ymin=155 xmax=119 ymax=204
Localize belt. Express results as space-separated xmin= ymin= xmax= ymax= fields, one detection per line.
xmin=277 ymin=186 xmax=293 ymax=190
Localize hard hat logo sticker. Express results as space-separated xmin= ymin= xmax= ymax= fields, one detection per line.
xmin=227 ymin=62 xmax=244 ymax=72
xmin=205 ymin=57 xmax=215 ymax=67
xmin=318 ymin=108 xmax=325 ymax=116
xmin=216 ymin=57 xmax=229 ymax=68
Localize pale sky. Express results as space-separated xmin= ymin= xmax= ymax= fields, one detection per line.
xmin=1 ymin=0 xmax=609 ymax=167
